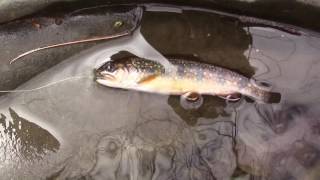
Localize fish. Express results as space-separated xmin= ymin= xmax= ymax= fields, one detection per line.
xmin=94 ymin=55 xmax=281 ymax=103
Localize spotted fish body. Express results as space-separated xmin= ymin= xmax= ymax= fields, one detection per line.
xmin=95 ymin=56 xmax=279 ymax=103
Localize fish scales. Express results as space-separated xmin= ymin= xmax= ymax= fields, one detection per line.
xmin=164 ymin=58 xmax=249 ymax=91
xmin=104 ymin=57 xmax=250 ymax=94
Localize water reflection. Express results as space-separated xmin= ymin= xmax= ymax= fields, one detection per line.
xmin=168 ymin=96 xmax=229 ymax=126
xmin=0 ymin=4 xmax=320 ymax=180
xmin=140 ymin=9 xmax=254 ymax=77
xmin=89 ymin=111 xmax=234 ymax=180
xmin=0 ymin=108 xmax=59 ymax=165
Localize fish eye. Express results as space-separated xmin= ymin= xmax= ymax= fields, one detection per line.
xmin=98 ymin=61 xmax=116 ymax=72
xmin=106 ymin=62 xmax=113 ymax=71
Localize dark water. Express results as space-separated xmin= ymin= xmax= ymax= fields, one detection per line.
xmin=0 ymin=4 xmax=320 ymax=180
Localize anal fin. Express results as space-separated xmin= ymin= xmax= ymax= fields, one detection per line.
xmin=218 ymin=93 xmax=242 ymax=102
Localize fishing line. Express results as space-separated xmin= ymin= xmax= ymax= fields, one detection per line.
xmin=0 ymin=75 xmax=93 ymax=93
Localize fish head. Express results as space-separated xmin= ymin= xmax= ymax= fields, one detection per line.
xmin=95 ymin=60 xmax=141 ymax=88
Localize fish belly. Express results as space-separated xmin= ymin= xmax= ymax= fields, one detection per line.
xmin=137 ymin=76 xmax=236 ymax=95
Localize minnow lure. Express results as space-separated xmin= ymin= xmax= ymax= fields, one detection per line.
xmin=95 ymin=56 xmax=281 ymax=103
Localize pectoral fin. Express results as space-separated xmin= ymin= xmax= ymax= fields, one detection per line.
xmin=137 ymin=74 xmax=158 ymax=84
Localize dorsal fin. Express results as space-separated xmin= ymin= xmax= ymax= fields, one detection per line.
xmin=110 ymin=51 xmax=138 ymax=60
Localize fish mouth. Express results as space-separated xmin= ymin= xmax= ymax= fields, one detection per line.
xmin=95 ymin=71 xmax=116 ymax=81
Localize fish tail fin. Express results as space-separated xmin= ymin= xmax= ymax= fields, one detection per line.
xmin=249 ymin=79 xmax=281 ymax=103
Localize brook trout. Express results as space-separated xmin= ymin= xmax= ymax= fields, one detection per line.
xmin=95 ymin=56 xmax=280 ymax=103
